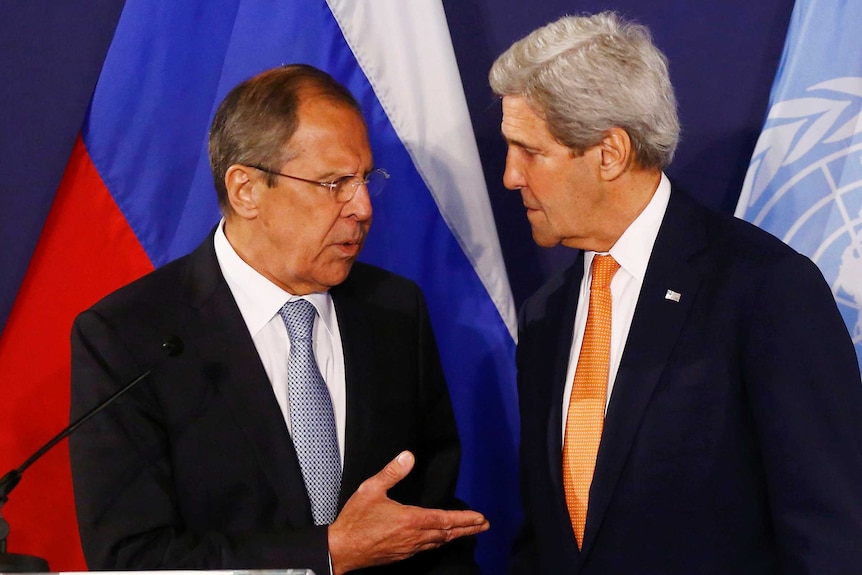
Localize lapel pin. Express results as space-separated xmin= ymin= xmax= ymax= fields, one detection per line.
xmin=664 ymin=289 xmax=682 ymax=303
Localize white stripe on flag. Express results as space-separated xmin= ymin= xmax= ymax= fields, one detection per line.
xmin=326 ymin=0 xmax=517 ymax=340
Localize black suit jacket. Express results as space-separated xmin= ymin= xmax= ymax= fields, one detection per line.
xmin=69 ymin=231 xmax=477 ymax=575
xmin=513 ymin=190 xmax=862 ymax=574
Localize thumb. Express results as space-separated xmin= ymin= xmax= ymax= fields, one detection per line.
xmin=372 ymin=450 xmax=415 ymax=492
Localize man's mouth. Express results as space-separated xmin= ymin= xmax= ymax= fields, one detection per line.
xmin=334 ymin=238 xmax=363 ymax=256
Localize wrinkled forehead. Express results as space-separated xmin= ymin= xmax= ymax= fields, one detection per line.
xmin=282 ymin=97 xmax=373 ymax=173
xmin=501 ymin=96 xmax=551 ymax=143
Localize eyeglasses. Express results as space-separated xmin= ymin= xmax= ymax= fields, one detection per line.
xmin=248 ymin=164 xmax=390 ymax=203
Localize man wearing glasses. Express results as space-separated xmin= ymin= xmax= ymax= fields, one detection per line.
xmin=69 ymin=64 xmax=488 ymax=575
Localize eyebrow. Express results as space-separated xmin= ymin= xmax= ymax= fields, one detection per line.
xmin=502 ymin=133 xmax=540 ymax=154
xmin=309 ymin=165 xmax=376 ymax=181
xmin=500 ymin=130 xmax=528 ymax=148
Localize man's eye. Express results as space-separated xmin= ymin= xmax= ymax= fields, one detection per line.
xmin=330 ymin=175 xmax=357 ymax=190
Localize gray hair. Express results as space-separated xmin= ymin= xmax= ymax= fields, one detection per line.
xmin=208 ymin=64 xmax=363 ymax=213
xmin=489 ymin=11 xmax=680 ymax=169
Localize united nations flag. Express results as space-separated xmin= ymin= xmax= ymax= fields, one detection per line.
xmin=737 ymin=0 xmax=862 ymax=372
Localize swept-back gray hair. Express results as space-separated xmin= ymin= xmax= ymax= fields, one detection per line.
xmin=208 ymin=64 xmax=363 ymax=213
xmin=489 ymin=11 xmax=680 ymax=169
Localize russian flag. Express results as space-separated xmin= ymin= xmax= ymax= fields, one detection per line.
xmin=0 ymin=1 xmax=519 ymax=572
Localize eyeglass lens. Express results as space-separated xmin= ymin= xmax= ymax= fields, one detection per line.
xmin=334 ymin=170 xmax=389 ymax=202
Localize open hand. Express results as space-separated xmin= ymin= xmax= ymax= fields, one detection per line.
xmin=327 ymin=451 xmax=490 ymax=574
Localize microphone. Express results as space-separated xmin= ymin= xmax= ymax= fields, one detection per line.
xmin=0 ymin=335 xmax=184 ymax=572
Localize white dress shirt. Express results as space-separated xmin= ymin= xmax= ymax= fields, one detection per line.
xmin=214 ymin=220 xmax=347 ymax=465
xmin=561 ymin=173 xmax=671 ymax=440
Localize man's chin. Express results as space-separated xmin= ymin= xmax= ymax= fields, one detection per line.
xmin=530 ymin=230 xmax=561 ymax=249
xmin=320 ymin=260 xmax=358 ymax=290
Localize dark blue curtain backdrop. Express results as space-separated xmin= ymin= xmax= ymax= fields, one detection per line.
xmin=0 ymin=0 xmax=794 ymax=331
xmin=0 ymin=0 xmax=126 ymax=334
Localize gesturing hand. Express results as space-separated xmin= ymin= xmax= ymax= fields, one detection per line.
xmin=327 ymin=451 xmax=489 ymax=574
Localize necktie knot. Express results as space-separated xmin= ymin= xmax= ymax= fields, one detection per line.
xmin=591 ymin=255 xmax=620 ymax=290
xmin=279 ymin=299 xmax=316 ymax=342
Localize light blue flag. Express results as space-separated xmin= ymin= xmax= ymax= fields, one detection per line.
xmin=737 ymin=0 xmax=862 ymax=370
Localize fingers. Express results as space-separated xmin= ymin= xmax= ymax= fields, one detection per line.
xmin=329 ymin=451 xmax=490 ymax=574
xmin=417 ymin=508 xmax=490 ymax=538
xmin=362 ymin=450 xmax=415 ymax=493
xmin=398 ymin=508 xmax=490 ymax=556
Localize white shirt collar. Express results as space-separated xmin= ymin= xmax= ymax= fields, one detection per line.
xmin=585 ymin=172 xmax=671 ymax=281
xmin=213 ymin=219 xmax=337 ymax=337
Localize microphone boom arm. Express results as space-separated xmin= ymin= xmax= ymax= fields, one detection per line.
xmin=0 ymin=335 xmax=182 ymax=567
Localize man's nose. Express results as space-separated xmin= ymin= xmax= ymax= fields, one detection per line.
xmin=344 ymin=181 xmax=373 ymax=220
xmin=502 ymin=149 xmax=525 ymax=191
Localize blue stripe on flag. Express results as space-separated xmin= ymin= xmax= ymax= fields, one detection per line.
xmin=738 ymin=0 xmax=862 ymax=370
xmin=84 ymin=1 xmax=242 ymax=262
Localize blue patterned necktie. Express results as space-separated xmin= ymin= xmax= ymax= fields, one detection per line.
xmin=278 ymin=299 xmax=342 ymax=525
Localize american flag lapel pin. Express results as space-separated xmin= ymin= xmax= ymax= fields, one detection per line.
xmin=664 ymin=289 xmax=682 ymax=303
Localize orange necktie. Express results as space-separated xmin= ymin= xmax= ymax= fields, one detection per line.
xmin=563 ymin=254 xmax=619 ymax=548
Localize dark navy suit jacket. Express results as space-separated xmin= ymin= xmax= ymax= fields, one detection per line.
xmin=513 ymin=190 xmax=862 ymax=574
xmin=70 ymin=231 xmax=477 ymax=575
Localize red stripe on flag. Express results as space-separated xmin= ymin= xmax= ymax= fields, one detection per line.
xmin=0 ymin=135 xmax=154 ymax=570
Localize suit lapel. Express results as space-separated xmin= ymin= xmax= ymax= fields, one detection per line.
xmin=329 ymin=284 xmax=376 ymax=507
xmin=181 ymin=235 xmax=312 ymax=526
xmin=523 ymin=253 xmax=588 ymax=556
xmin=545 ymin=254 xmax=587 ymax=510
xmin=581 ymin=191 xmax=709 ymax=553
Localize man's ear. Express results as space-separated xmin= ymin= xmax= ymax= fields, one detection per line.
xmin=598 ymin=127 xmax=633 ymax=181
xmin=225 ymin=164 xmax=259 ymax=219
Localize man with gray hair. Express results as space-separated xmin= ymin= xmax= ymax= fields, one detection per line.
xmin=70 ymin=64 xmax=488 ymax=575
xmin=491 ymin=11 xmax=862 ymax=574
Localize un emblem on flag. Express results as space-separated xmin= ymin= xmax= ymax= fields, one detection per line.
xmin=740 ymin=77 xmax=862 ymax=359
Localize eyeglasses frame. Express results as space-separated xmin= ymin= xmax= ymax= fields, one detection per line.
xmin=246 ymin=164 xmax=389 ymax=202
